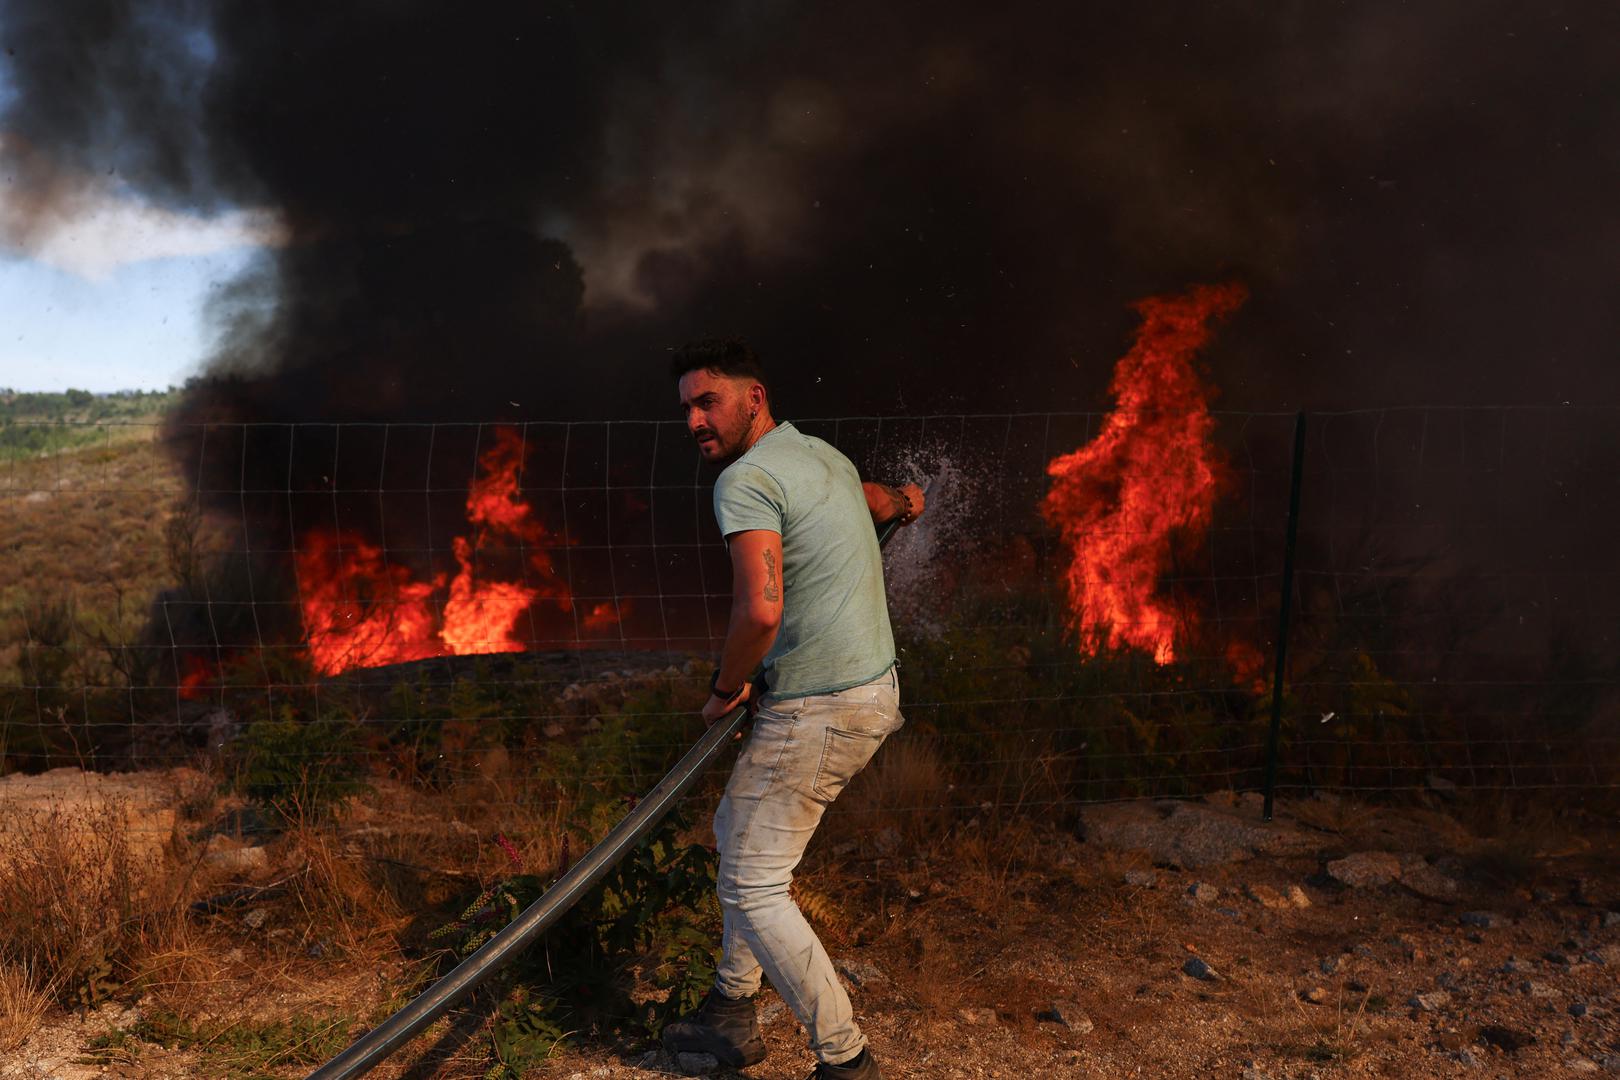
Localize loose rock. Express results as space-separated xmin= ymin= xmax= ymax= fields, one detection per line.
xmin=1398 ymin=855 xmax=1461 ymax=902
xmin=1076 ymin=800 xmax=1316 ymax=868
xmin=202 ymin=836 xmax=271 ymax=874
xmin=1243 ymin=883 xmax=1290 ymax=910
xmin=1182 ymin=956 xmax=1219 ymax=982
xmin=1326 ymin=851 xmax=1403 ymax=888
xmin=1410 ymin=990 xmax=1450 ymax=1012
xmin=675 ymin=1052 xmax=720 ymax=1075
xmin=1301 ymin=986 xmax=1329 ymax=1005
xmin=1188 ymin=882 xmax=1219 ymax=904
xmin=1521 ymin=979 xmax=1560 ymax=999
xmin=1124 ymin=868 xmax=1158 ymax=888
xmin=1480 ymin=1025 xmax=1535 ymax=1052
xmin=957 ymin=1007 xmax=998 ymax=1025
xmin=1460 ymin=911 xmax=1505 ymax=929
xmin=1036 ymin=1001 xmax=1093 ymax=1033
xmin=838 ymin=960 xmax=886 ymax=989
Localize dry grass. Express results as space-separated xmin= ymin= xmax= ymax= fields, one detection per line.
xmin=126 ymin=915 xmax=234 ymax=1022
xmin=825 ymin=734 xmax=951 ymax=851
xmin=1283 ymin=791 xmax=1363 ymax=835
xmin=0 ymin=436 xmax=182 ymax=673
xmin=0 ymin=799 xmax=178 ymax=1003
xmin=0 ymin=959 xmax=54 ymax=1055
xmin=280 ymin=817 xmax=412 ymax=956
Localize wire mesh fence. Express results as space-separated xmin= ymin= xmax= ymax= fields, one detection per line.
xmin=3 ymin=406 xmax=1617 ymax=839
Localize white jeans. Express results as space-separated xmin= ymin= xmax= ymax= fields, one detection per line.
xmin=712 ymin=665 xmax=903 ymax=1064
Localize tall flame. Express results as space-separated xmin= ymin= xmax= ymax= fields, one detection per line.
xmin=441 ymin=428 xmax=569 ymax=655
xmin=297 ymin=427 xmax=589 ymax=675
xmin=1042 ymin=283 xmax=1247 ymax=664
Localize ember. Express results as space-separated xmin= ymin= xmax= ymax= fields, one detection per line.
xmin=177 ymin=654 xmax=217 ymax=700
xmin=1043 ymin=283 xmax=1247 ymax=665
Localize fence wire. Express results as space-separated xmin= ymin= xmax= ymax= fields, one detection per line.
xmin=3 ymin=407 xmax=1617 ymax=838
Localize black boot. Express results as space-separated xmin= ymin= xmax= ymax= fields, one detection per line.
xmin=808 ymin=1047 xmax=884 ymax=1079
xmin=661 ymin=988 xmax=767 ymax=1067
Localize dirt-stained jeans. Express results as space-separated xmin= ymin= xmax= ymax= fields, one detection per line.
xmin=712 ymin=664 xmax=902 ymax=1065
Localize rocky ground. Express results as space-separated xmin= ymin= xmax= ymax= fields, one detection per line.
xmin=524 ymin=793 xmax=1620 ymax=1080
xmin=2 ymin=772 xmax=1617 ymax=1079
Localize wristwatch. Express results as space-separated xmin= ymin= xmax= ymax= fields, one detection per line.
xmin=710 ymin=669 xmax=745 ymax=704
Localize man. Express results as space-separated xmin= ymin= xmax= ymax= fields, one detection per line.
xmin=662 ymin=338 xmax=924 ymax=1080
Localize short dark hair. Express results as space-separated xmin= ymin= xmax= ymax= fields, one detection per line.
xmin=669 ymin=337 xmax=770 ymax=406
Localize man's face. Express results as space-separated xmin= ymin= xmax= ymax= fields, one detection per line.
xmin=678 ymin=368 xmax=757 ymax=463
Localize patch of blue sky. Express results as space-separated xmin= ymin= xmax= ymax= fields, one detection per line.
xmin=0 ymin=246 xmax=258 ymax=392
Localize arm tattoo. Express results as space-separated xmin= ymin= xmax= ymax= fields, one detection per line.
xmin=762 ymin=548 xmax=780 ymax=602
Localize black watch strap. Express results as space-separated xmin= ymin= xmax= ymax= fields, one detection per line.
xmin=710 ymin=669 xmax=743 ymax=702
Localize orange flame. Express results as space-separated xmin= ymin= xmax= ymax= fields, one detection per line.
xmin=1042 ymin=283 xmax=1247 ymax=664
xmin=298 ymin=531 xmax=446 ymax=674
xmin=298 ymin=428 xmax=598 ymax=675
xmin=440 ymin=429 xmax=570 ymax=655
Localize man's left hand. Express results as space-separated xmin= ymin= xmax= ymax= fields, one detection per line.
xmin=702 ymin=682 xmax=753 ymax=725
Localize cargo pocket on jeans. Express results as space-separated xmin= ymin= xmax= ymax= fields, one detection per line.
xmin=812 ymin=726 xmax=886 ymax=802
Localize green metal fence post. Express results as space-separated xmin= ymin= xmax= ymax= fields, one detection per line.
xmin=1262 ymin=411 xmax=1307 ymax=823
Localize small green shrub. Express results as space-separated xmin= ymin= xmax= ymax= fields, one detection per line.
xmin=228 ymin=706 xmax=368 ymax=821
xmin=433 ymin=812 xmax=718 ymax=1078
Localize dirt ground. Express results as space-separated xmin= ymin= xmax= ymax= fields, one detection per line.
xmin=3 ymin=773 xmax=1618 ymax=1080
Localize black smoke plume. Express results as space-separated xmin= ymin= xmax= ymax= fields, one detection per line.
xmin=6 ymin=1 xmax=1619 ymax=425
xmin=4 ymin=1 xmax=1618 ymax=679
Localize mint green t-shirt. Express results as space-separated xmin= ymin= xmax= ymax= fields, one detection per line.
xmin=712 ymin=422 xmax=895 ymax=697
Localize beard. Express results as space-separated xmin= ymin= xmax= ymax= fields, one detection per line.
xmin=694 ymin=400 xmax=755 ymax=465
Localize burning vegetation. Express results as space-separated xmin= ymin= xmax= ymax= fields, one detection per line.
xmin=296 ymin=428 xmax=598 ymax=676
xmin=276 ymin=286 xmax=1254 ymax=682
xmin=1043 ymin=282 xmax=1246 ymax=667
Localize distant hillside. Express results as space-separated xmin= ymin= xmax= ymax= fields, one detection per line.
xmin=0 ymin=388 xmax=180 ymax=460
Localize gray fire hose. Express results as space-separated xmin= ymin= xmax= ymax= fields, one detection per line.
xmin=307 ymin=507 xmax=915 ymax=1080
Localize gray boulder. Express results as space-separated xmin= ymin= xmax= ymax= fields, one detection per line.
xmin=1077 ymin=800 xmax=1315 ymax=868
xmin=1326 ymin=851 xmax=1403 ymax=888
